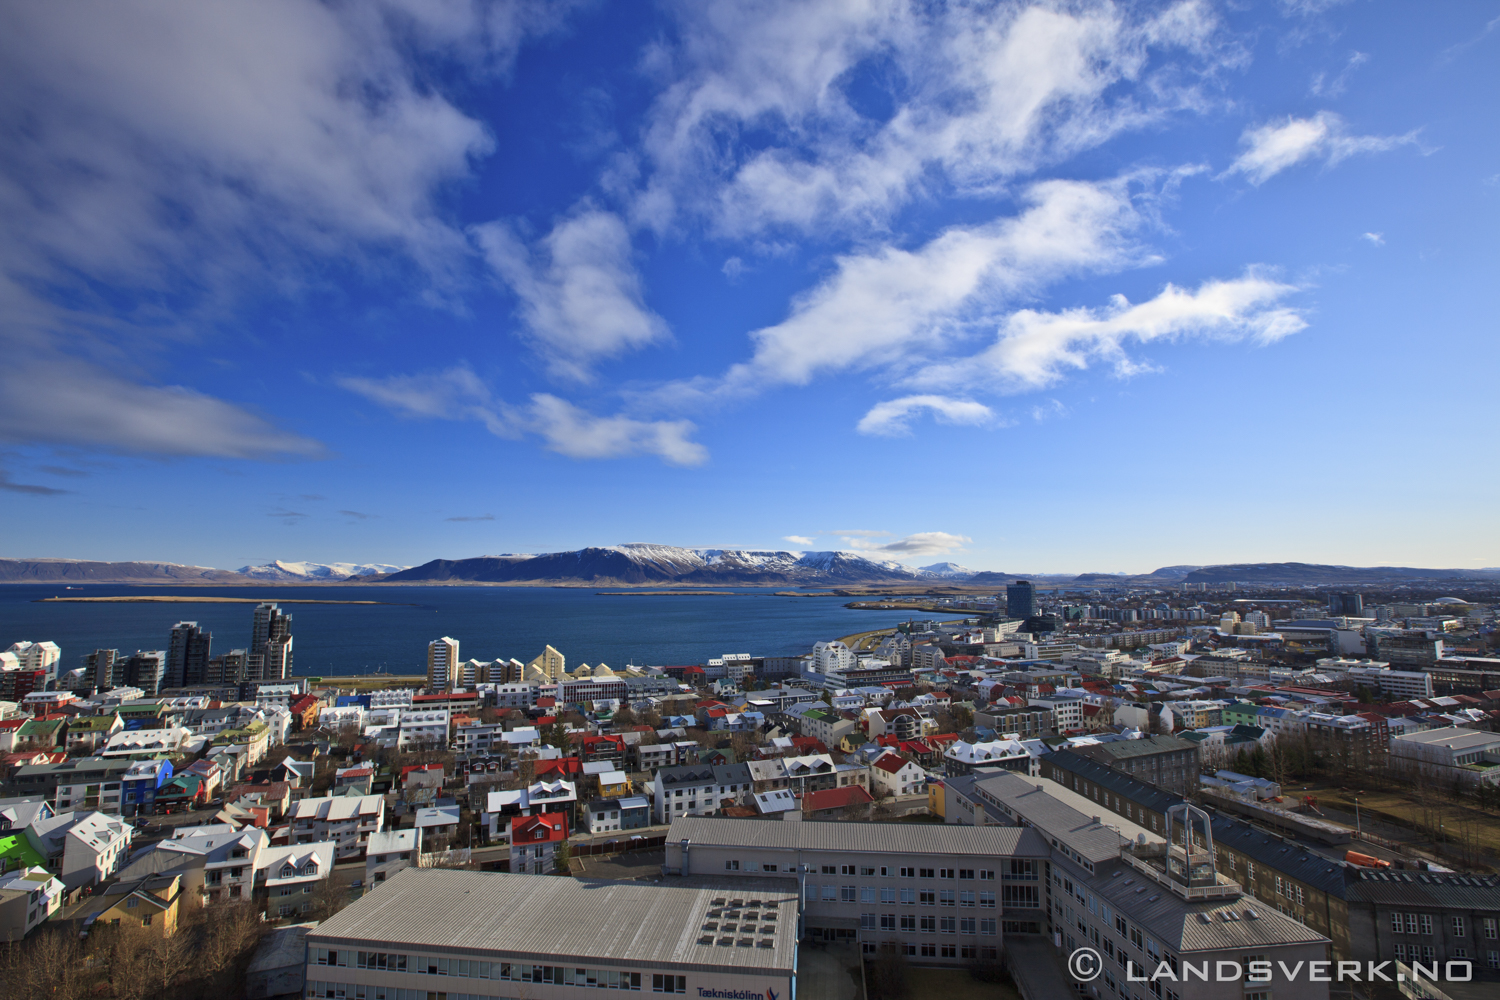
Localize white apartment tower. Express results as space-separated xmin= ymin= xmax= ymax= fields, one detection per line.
xmin=427 ymin=637 xmax=461 ymax=692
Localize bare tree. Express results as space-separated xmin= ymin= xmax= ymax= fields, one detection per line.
xmin=305 ymin=876 xmax=352 ymax=923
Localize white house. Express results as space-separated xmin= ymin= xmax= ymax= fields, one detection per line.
xmin=286 ymin=795 xmax=384 ymax=860
xmin=869 ymin=752 xmax=927 ymax=798
xmin=260 ymin=842 xmax=336 ymax=918
xmin=365 ymin=828 xmax=421 ymax=888
xmin=396 ymin=710 xmax=450 ymax=749
xmin=26 ymin=811 xmax=132 ymax=887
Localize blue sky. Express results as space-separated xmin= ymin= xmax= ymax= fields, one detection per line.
xmin=1 ymin=1 xmax=1496 ymax=574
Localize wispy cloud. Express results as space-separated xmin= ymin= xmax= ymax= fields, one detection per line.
xmin=0 ymin=469 xmax=69 ymax=495
xmin=782 ymin=535 xmax=814 ymax=546
xmin=473 ymin=208 xmax=668 ymax=382
xmin=340 ymin=366 xmax=707 ymax=466
xmin=1311 ymin=51 xmax=1368 ymax=97
xmin=0 ymin=1 xmax=572 ymax=464
xmin=1362 ymin=232 xmax=1385 ymax=246
xmin=446 ymin=514 xmax=496 ymax=522
xmin=845 ymin=531 xmax=971 ymax=557
xmin=338 ymin=510 xmax=375 ymax=520
xmin=857 ymin=396 xmax=995 ymax=437
xmin=910 ymin=273 xmax=1305 ymax=391
xmin=1221 ymin=112 xmax=1417 ymax=185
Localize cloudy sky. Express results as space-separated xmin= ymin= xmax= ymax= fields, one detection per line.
xmin=1 ymin=1 xmax=1495 ymax=574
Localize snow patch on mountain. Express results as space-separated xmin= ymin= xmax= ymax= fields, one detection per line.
xmin=918 ymin=562 xmax=975 ymax=578
xmin=238 ymin=560 xmax=409 ymax=581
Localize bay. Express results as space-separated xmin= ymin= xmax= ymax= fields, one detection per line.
xmin=0 ymin=585 xmax=932 ymax=678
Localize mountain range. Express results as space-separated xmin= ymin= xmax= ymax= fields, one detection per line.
xmin=1 ymin=551 xmax=1495 ymax=587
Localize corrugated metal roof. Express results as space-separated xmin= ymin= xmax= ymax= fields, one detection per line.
xmin=1090 ymin=860 xmax=1329 ymax=954
xmin=666 ymin=816 xmax=1050 ymax=857
xmin=1208 ymin=817 xmax=1348 ymax=898
xmin=1345 ymin=868 xmax=1500 ymax=909
xmin=310 ymin=869 xmax=798 ymax=973
xmin=973 ymin=772 xmax=1159 ymax=864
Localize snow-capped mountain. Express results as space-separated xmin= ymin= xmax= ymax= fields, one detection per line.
xmin=372 ymin=544 xmax=935 ymax=585
xmin=238 ymin=560 xmax=409 ymax=581
xmin=918 ymin=562 xmax=975 ymax=578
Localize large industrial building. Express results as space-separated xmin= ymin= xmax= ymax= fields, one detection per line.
xmin=304 ymin=869 xmax=797 ymax=1000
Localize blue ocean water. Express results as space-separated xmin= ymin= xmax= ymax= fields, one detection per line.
xmin=0 ymin=585 xmax=930 ymax=677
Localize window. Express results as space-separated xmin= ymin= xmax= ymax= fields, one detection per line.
xmin=960 ymin=917 xmax=976 ymax=934
xmin=979 ymin=870 xmax=995 ymax=880
xmin=1485 ymin=918 xmax=1497 ymax=941
xmin=900 ymin=915 xmax=916 ymax=931
xmin=881 ymin=888 xmax=896 ymax=903
xmin=822 ymin=865 xmax=836 ymax=874
xmin=939 ymin=917 xmax=956 ymax=933
xmin=881 ymin=914 xmax=896 ymax=931
xmin=725 ymin=860 xmax=739 ymax=871
xmin=805 ymin=884 xmax=817 ymax=902
xmin=920 ymin=944 xmax=936 ymax=957
xmin=979 ymin=892 xmax=995 ymax=908
xmin=141 ymin=914 xmax=152 ymax=926
xmin=861 ymin=913 xmax=877 ymax=930
xmin=841 ymin=886 xmax=857 ymax=903
xmin=920 ymin=916 xmax=936 ymax=932
xmin=126 ymin=898 xmax=139 ymax=909
xmin=960 ymin=891 xmax=975 ymax=907
xmin=919 ymin=891 xmax=936 ymax=906
xmin=939 ymin=890 xmax=955 ymax=906
xmin=900 ymin=867 xmax=916 ymax=878
xmin=821 ymin=886 xmax=837 ymax=901
xmin=653 ymin=975 xmax=686 ymax=994
xmin=903 ymin=943 xmax=917 ymax=956
xmin=842 ymin=865 xmax=857 ymax=875
xmin=959 ymin=869 xmax=974 ymax=880
xmin=940 ymin=868 xmax=955 ymax=879
xmin=899 ymin=889 xmax=916 ymax=904
xmin=920 ymin=868 xmax=935 ymax=879
xmin=1420 ymin=915 xmax=1433 ymax=936
xmin=1454 ymin=917 xmax=1467 ymax=938
xmin=880 ymin=866 xmax=892 ymax=877
xmin=1392 ymin=913 xmax=1403 ymax=934
xmin=861 ymin=888 xmax=877 ymax=903
xmin=980 ymin=919 xmax=997 ymax=935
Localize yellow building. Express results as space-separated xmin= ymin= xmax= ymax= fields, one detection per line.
xmin=525 ymin=644 xmax=566 ymax=683
xmin=84 ymin=874 xmax=182 ymax=937
xmin=926 ymin=779 xmax=945 ymax=819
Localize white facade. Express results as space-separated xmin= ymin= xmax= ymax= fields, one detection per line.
xmin=288 ymin=795 xmax=385 ymax=860
xmin=812 ymin=641 xmax=856 ymax=673
xmin=397 ymin=710 xmax=450 ymax=748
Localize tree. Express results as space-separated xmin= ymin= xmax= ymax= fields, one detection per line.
xmin=4 ymin=927 xmax=89 ymax=1000
xmin=867 ymin=944 xmax=911 ymax=1000
xmin=554 ymin=839 xmax=573 ymax=875
xmin=305 ymin=876 xmax=353 ymax=922
xmin=612 ymin=705 xmax=637 ymax=728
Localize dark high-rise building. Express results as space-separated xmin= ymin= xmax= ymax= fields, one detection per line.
xmin=85 ymin=648 xmax=121 ymax=689
xmin=1328 ymin=593 xmax=1364 ymax=616
xmin=251 ymin=602 xmax=293 ymax=681
xmin=122 ymin=650 xmax=166 ymax=696
xmin=165 ymin=622 xmax=211 ymax=689
xmin=1006 ymin=580 xmax=1035 ymax=620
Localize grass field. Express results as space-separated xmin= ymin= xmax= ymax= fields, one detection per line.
xmin=1298 ymin=780 xmax=1500 ymax=864
xmin=905 ymin=968 xmax=1021 ymax=1000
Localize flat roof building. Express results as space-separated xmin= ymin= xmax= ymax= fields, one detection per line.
xmin=304 ymin=868 xmax=797 ymax=1000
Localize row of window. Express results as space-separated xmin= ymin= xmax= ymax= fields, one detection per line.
xmin=1393 ymin=946 xmax=1500 ymax=969
xmin=306 ymin=985 xmax=503 ymax=1000
xmin=720 ymin=861 xmax=1032 ymax=880
xmin=313 ymin=951 xmax=646 ymax=988
xmin=1390 ymin=913 xmax=1496 ymax=939
xmin=857 ymin=914 xmax=999 ymax=934
xmin=803 ymin=885 xmax=999 ymax=906
xmin=864 ymin=943 xmax=999 ymax=960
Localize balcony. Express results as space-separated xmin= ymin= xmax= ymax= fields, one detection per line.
xmin=1121 ymin=848 xmax=1242 ymax=902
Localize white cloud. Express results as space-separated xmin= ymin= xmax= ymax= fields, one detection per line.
xmin=782 ymin=535 xmax=815 ymax=547
xmin=857 ymin=396 xmax=994 ymax=437
xmin=1362 ymin=232 xmax=1385 ymax=246
xmin=1310 ymin=51 xmax=1368 ymax=97
xmin=912 ymin=274 xmax=1304 ymax=391
xmin=0 ymin=357 xmax=323 ymax=459
xmin=1222 ymin=112 xmax=1416 ymax=185
xmin=633 ymin=0 xmax=1223 ymax=236
xmin=705 ymin=178 xmax=1145 ymax=395
xmin=0 ymin=1 xmax=568 ymax=461
xmin=339 ymin=366 xmax=706 ymax=466
xmin=473 ymin=208 xmax=669 ymax=381
xmin=846 ymin=531 xmax=971 ymax=557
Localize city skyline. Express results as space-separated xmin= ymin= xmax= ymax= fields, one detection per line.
xmin=1 ymin=2 xmax=1496 ymax=574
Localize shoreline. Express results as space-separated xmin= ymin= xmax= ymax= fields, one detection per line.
xmin=35 ymin=596 xmax=409 ymax=605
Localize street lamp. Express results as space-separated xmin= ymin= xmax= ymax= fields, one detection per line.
xmin=1354 ymin=794 xmax=1361 ymax=838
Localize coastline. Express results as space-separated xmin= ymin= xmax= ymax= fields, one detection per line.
xmin=35 ymin=596 xmax=406 ymax=605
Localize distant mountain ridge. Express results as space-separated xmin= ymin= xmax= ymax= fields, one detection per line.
xmin=3 ymin=553 xmax=1495 ymax=587
xmin=370 ymin=544 xmax=931 ymax=586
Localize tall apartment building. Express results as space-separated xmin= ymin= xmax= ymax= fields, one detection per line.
xmin=426 ymin=637 xmax=461 ymax=692
xmin=6 ymin=641 xmax=62 ymax=689
xmin=165 ymin=623 xmax=212 ymax=689
xmin=1006 ymin=580 xmax=1035 ymax=620
xmin=85 ymin=649 xmax=120 ymax=688
xmin=251 ymin=602 xmax=294 ymax=681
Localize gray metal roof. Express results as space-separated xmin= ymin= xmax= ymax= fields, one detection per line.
xmin=1090 ymin=860 xmax=1329 ymax=954
xmin=1042 ymin=752 xmax=1180 ymax=815
xmin=667 ymin=816 xmax=1050 ymax=858
xmin=1073 ymin=734 xmax=1197 ymax=761
xmin=1208 ymin=817 xmax=1348 ymax=898
xmin=972 ymin=772 xmax=1158 ymax=864
xmin=1345 ymin=868 xmax=1500 ymax=910
xmin=309 ymin=869 xmax=798 ymax=974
